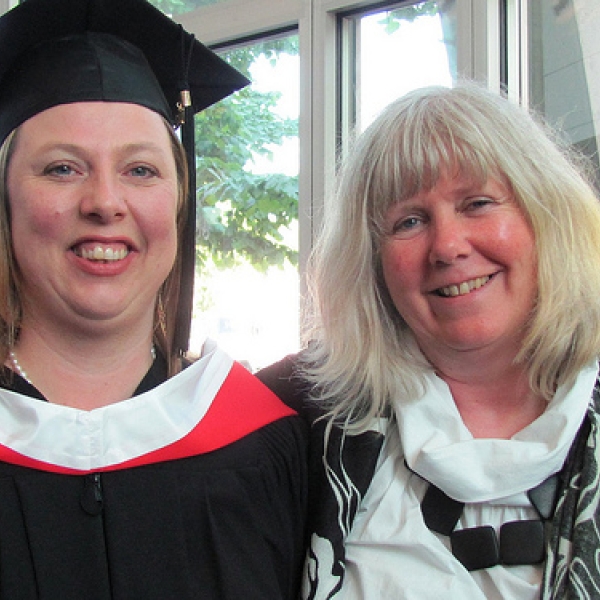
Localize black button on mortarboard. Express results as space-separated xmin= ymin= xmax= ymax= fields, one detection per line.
xmin=500 ymin=520 xmax=545 ymax=565
xmin=450 ymin=526 xmax=500 ymax=571
xmin=421 ymin=484 xmax=464 ymax=535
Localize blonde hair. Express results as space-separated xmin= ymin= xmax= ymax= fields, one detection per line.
xmin=0 ymin=118 xmax=189 ymax=378
xmin=301 ymin=83 xmax=600 ymax=431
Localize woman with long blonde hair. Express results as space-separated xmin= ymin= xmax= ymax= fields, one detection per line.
xmin=261 ymin=82 xmax=600 ymax=599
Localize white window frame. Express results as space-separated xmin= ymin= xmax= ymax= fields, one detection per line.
xmin=0 ymin=0 xmax=17 ymax=13
xmin=498 ymin=0 xmax=529 ymax=104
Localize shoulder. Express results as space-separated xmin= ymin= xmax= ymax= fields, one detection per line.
xmin=256 ymin=353 xmax=310 ymax=415
xmin=257 ymin=352 xmax=386 ymax=506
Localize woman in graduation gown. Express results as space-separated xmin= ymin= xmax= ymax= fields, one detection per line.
xmin=259 ymin=83 xmax=600 ymax=599
xmin=0 ymin=0 xmax=307 ymax=598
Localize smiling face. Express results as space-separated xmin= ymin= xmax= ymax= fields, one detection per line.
xmin=6 ymin=101 xmax=179 ymax=336
xmin=379 ymin=170 xmax=538 ymax=369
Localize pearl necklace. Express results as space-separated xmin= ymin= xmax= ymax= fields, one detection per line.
xmin=8 ymin=349 xmax=32 ymax=385
xmin=8 ymin=347 xmax=157 ymax=388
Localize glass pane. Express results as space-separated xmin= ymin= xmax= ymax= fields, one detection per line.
xmin=147 ymin=1 xmax=300 ymax=370
xmin=150 ymin=0 xmax=228 ymax=16
xmin=528 ymin=0 xmax=600 ymax=179
xmin=189 ymin=36 xmax=300 ymax=371
xmin=346 ymin=1 xmax=457 ymax=131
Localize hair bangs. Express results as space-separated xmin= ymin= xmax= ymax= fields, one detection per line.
xmin=369 ymin=99 xmax=494 ymax=236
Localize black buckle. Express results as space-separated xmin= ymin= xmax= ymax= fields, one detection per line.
xmin=448 ymin=520 xmax=545 ymax=571
xmin=500 ymin=520 xmax=545 ymax=565
xmin=451 ymin=526 xmax=499 ymax=571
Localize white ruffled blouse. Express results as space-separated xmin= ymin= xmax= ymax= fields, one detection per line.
xmin=340 ymin=361 xmax=598 ymax=599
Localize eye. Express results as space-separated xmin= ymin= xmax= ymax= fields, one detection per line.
xmin=395 ymin=216 xmax=421 ymax=231
xmin=43 ymin=163 xmax=77 ymax=177
xmin=463 ymin=196 xmax=495 ymax=212
xmin=128 ymin=165 xmax=158 ymax=178
xmin=390 ymin=214 xmax=426 ymax=237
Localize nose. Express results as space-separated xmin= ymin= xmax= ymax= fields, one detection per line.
xmin=428 ymin=216 xmax=471 ymax=265
xmin=79 ymin=172 xmax=127 ymax=223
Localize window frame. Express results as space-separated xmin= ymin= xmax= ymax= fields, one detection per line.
xmin=0 ymin=0 xmax=17 ymax=13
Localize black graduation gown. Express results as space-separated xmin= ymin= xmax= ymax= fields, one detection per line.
xmin=0 ymin=352 xmax=307 ymax=600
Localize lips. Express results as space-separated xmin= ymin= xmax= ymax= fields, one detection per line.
xmin=436 ymin=275 xmax=492 ymax=297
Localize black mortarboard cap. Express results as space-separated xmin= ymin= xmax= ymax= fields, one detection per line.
xmin=0 ymin=0 xmax=250 ymax=356
xmin=0 ymin=0 xmax=249 ymax=138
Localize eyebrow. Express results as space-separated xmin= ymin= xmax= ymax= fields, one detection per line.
xmin=37 ymin=138 xmax=168 ymax=152
xmin=33 ymin=141 xmax=172 ymax=162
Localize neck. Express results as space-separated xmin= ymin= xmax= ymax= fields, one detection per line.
xmin=8 ymin=322 xmax=156 ymax=410
xmin=443 ymin=371 xmax=546 ymax=439
xmin=428 ymin=347 xmax=546 ymax=439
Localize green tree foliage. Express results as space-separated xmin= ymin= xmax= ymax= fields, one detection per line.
xmin=195 ymin=39 xmax=299 ymax=272
xmin=150 ymin=0 xmax=198 ymax=15
xmin=379 ymin=1 xmax=441 ymax=33
xmin=150 ymin=0 xmax=299 ymax=273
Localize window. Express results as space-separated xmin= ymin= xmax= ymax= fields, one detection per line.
xmin=338 ymin=1 xmax=458 ymax=134
xmin=142 ymin=2 xmax=303 ymax=370
xmin=4 ymin=0 xmax=598 ymax=366
xmin=189 ymin=35 xmax=301 ymax=370
xmin=527 ymin=0 xmax=599 ymax=180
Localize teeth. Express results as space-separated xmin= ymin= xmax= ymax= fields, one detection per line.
xmin=439 ymin=275 xmax=490 ymax=297
xmin=77 ymin=246 xmax=129 ymax=261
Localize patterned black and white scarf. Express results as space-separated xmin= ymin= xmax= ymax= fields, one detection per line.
xmin=542 ymin=386 xmax=600 ymax=598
